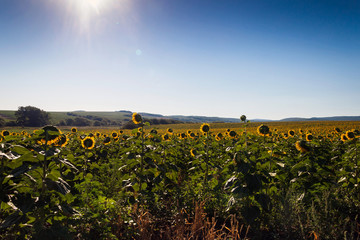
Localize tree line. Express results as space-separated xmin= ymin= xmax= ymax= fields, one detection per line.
xmin=0 ymin=106 xmax=183 ymax=128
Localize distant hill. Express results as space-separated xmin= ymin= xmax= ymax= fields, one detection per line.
xmin=1 ymin=109 xmax=360 ymax=128
xmin=280 ymin=116 xmax=360 ymax=121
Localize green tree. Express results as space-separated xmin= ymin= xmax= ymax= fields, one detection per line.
xmin=15 ymin=106 xmax=50 ymax=127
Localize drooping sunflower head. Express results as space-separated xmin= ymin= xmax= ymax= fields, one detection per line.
xmin=215 ymin=132 xmax=223 ymax=141
xmin=229 ymin=130 xmax=237 ymax=138
xmin=103 ymin=136 xmax=111 ymax=145
xmin=295 ymin=140 xmax=310 ymax=153
xmin=346 ymin=130 xmax=355 ymax=140
xmin=190 ymin=149 xmax=197 ymax=157
xmin=257 ymin=124 xmax=270 ymax=136
xmin=283 ymin=133 xmax=289 ymax=139
xmin=162 ymin=134 xmax=170 ymax=141
xmin=56 ymin=134 xmax=69 ymax=147
xmin=240 ymin=115 xmax=247 ymax=122
xmin=179 ymin=133 xmax=187 ymax=139
xmin=306 ymin=134 xmax=313 ymax=142
xmin=81 ymin=136 xmax=95 ymax=149
xmin=71 ymin=127 xmax=77 ymax=133
xmin=132 ymin=112 xmax=142 ymax=125
xmin=200 ymin=123 xmax=210 ymax=133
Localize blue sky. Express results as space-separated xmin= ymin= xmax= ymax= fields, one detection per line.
xmin=1 ymin=0 xmax=359 ymax=120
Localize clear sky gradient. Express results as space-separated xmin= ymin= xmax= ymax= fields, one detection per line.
xmin=1 ymin=0 xmax=359 ymax=120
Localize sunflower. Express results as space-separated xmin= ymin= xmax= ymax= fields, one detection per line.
xmin=119 ymin=130 xmax=124 ymax=134
xmin=257 ymin=125 xmax=270 ymax=136
xmin=81 ymin=136 xmax=95 ymax=149
xmin=306 ymin=134 xmax=313 ymax=142
xmin=288 ymin=130 xmax=295 ymax=137
xmin=240 ymin=115 xmax=247 ymax=122
xmin=103 ymin=136 xmax=111 ymax=145
xmin=71 ymin=127 xmax=77 ymax=133
xmin=346 ymin=130 xmax=355 ymax=140
xmin=189 ymin=132 xmax=196 ymax=139
xmin=95 ymin=132 xmax=101 ymax=137
xmin=190 ymin=149 xmax=197 ymax=157
xmin=162 ymin=134 xmax=170 ymax=141
xmin=56 ymin=134 xmax=69 ymax=147
xmin=179 ymin=133 xmax=187 ymax=139
xmin=295 ymin=140 xmax=310 ymax=153
xmin=167 ymin=128 xmax=173 ymax=134
xmin=283 ymin=133 xmax=289 ymax=139
xmin=150 ymin=129 xmax=158 ymax=135
xmin=341 ymin=134 xmax=348 ymax=142
xmin=132 ymin=112 xmax=142 ymax=124
xmin=1 ymin=130 xmax=10 ymax=137
xmin=228 ymin=130 xmax=237 ymax=138
xmin=215 ymin=132 xmax=223 ymax=141
xmin=37 ymin=126 xmax=62 ymax=145
xmin=200 ymin=123 xmax=210 ymax=133
xmin=111 ymin=131 xmax=118 ymax=138
xmin=334 ymin=127 xmax=341 ymax=133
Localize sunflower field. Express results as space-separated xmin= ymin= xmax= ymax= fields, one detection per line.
xmin=1 ymin=114 xmax=360 ymax=239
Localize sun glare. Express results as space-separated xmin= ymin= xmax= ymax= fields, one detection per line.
xmin=59 ymin=0 xmax=132 ymax=35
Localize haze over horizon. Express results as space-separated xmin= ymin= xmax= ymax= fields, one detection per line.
xmin=1 ymin=0 xmax=359 ymax=120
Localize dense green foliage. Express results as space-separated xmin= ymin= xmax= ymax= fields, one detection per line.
xmin=1 ymin=123 xmax=360 ymax=239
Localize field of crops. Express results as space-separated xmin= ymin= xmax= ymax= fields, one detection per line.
xmin=1 ymin=115 xmax=360 ymax=239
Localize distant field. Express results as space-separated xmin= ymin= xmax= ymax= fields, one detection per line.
xmin=3 ymin=120 xmax=360 ymax=138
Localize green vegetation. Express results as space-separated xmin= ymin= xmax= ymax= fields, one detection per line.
xmin=1 ymin=116 xmax=360 ymax=239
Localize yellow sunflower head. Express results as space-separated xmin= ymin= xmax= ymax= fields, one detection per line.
xmin=162 ymin=134 xmax=170 ymax=141
xmin=283 ymin=133 xmax=289 ymax=139
xmin=189 ymin=132 xmax=196 ymax=139
xmin=132 ymin=112 xmax=142 ymax=124
xmin=257 ymin=124 xmax=270 ymax=136
xmin=1 ymin=130 xmax=10 ymax=137
xmin=71 ymin=127 xmax=77 ymax=133
xmin=111 ymin=131 xmax=118 ymax=138
xmin=215 ymin=132 xmax=223 ymax=141
xmin=288 ymin=130 xmax=295 ymax=137
xmin=200 ymin=123 xmax=210 ymax=133
xmin=295 ymin=140 xmax=310 ymax=153
xmin=56 ymin=134 xmax=69 ymax=147
xmin=190 ymin=149 xmax=197 ymax=157
xmin=81 ymin=136 xmax=95 ymax=149
xmin=103 ymin=136 xmax=111 ymax=145
xmin=306 ymin=134 xmax=313 ymax=142
xmin=179 ymin=133 xmax=187 ymax=139
xmin=346 ymin=130 xmax=355 ymax=140
xmin=334 ymin=127 xmax=341 ymax=133
xmin=167 ymin=128 xmax=173 ymax=134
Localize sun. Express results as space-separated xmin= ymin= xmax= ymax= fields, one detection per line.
xmin=78 ymin=0 xmax=108 ymax=15
xmin=60 ymin=0 xmax=133 ymax=35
